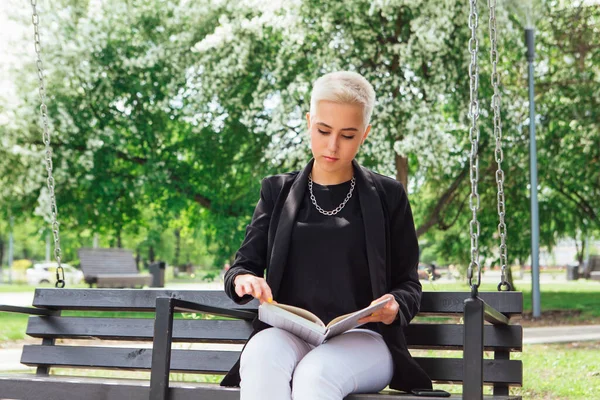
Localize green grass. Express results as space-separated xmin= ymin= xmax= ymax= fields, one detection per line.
xmin=1 ymin=313 xmax=30 ymax=341
xmin=422 ymin=280 xmax=600 ymax=322
xmin=423 ymin=341 xmax=600 ymax=399
xmin=517 ymin=341 xmax=600 ymax=399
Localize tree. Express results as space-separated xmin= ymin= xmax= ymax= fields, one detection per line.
xmin=2 ymin=0 xmax=597 ymax=274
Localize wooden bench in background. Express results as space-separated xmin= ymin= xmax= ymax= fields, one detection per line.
xmin=78 ymin=248 xmax=152 ymax=288
xmin=0 ymin=289 xmax=523 ymax=399
xmin=586 ymin=255 xmax=600 ymax=281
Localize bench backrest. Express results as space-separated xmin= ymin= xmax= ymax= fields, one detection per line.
xmin=24 ymin=289 xmax=523 ymax=390
xmin=78 ymin=248 xmax=140 ymax=277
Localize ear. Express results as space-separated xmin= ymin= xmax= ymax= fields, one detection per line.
xmin=306 ymin=112 xmax=311 ymax=130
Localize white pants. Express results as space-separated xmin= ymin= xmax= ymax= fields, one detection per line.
xmin=239 ymin=327 xmax=394 ymax=400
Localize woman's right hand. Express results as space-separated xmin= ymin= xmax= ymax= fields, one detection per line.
xmin=234 ymin=274 xmax=274 ymax=304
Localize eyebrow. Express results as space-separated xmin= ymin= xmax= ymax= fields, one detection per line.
xmin=316 ymin=122 xmax=359 ymax=132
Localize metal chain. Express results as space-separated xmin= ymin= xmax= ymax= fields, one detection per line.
xmin=467 ymin=0 xmax=481 ymax=292
xmin=31 ymin=0 xmax=65 ymax=288
xmin=488 ymin=0 xmax=511 ymax=291
xmin=308 ymin=175 xmax=356 ymax=216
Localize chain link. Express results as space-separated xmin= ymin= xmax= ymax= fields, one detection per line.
xmin=467 ymin=0 xmax=481 ymax=290
xmin=488 ymin=0 xmax=510 ymax=291
xmin=31 ymin=0 xmax=65 ymax=288
xmin=308 ymin=175 xmax=356 ymax=216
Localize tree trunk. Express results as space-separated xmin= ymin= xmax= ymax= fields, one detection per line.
xmin=149 ymin=245 xmax=155 ymax=263
xmin=116 ymin=230 xmax=122 ymax=249
xmin=174 ymin=228 xmax=181 ymax=267
xmin=0 ymin=237 xmax=4 ymax=269
xmin=395 ymin=153 xmax=409 ymax=190
xmin=578 ymin=236 xmax=586 ymax=265
xmin=135 ymin=248 xmax=141 ymax=270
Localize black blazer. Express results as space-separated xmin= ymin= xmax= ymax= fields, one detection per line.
xmin=221 ymin=158 xmax=432 ymax=392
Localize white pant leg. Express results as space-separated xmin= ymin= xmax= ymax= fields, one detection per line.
xmin=239 ymin=327 xmax=314 ymax=400
xmin=291 ymin=329 xmax=394 ymax=400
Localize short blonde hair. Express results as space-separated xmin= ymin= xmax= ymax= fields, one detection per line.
xmin=309 ymin=71 xmax=376 ymax=127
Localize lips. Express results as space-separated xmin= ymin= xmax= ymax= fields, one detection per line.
xmin=323 ymin=156 xmax=338 ymax=161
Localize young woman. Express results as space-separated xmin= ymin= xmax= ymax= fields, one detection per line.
xmin=221 ymin=71 xmax=432 ymax=399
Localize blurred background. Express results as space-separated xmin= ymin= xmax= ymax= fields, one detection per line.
xmin=0 ymin=0 xmax=598 ymax=286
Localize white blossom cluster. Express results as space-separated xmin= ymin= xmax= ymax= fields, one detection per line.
xmin=187 ymin=0 xmax=476 ymax=184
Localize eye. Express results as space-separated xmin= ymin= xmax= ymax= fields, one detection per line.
xmin=342 ymin=135 xmax=355 ymax=139
xmin=318 ymin=129 xmax=330 ymax=135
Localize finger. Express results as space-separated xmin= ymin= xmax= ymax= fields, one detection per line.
xmin=242 ymin=283 xmax=254 ymax=296
xmin=373 ymin=294 xmax=393 ymax=305
xmin=236 ymin=282 xmax=250 ymax=298
xmin=235 ymin=285 xmax=244 ymax=298
xmin=259 ymin=281 xmax=274 ymax=303
xmin=250 ymin=282 xmax=263 ymax=300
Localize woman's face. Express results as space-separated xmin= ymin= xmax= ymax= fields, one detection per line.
xmin=306 ymin=100 xmax=371 ymax=176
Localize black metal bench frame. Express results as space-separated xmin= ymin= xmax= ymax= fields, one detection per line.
xmin=0 ymin=289 xmax=523 ymax=399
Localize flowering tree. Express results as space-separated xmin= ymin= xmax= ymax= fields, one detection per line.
xmin=191 ymin=0 xmax=471 ymax=188
xmin=1 ymin=0 xmax=597 ymax=270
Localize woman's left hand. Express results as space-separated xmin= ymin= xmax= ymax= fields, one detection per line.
xmin=358 ymin=294 xmax=399 ymax=325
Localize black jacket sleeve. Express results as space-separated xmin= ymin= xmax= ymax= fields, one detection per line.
xmin=224 ymin=177 xmax=274 ymax=304
xmin=387 ymin=183 xmax=422 ymax=327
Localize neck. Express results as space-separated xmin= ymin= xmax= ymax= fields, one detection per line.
xmin=311 ymin=160 xmax=354 ymax=185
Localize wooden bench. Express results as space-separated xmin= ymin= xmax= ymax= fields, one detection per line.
xmin=0 ymin=288 xmax=523 ymax=399
xmin=585 ymin=255 xmax=600 ymax=281
xmin=78 ymin=248 xmax=152 ymax=288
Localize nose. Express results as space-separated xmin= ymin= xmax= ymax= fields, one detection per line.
xmin=327 ymin=134 xmax=338 ymax=153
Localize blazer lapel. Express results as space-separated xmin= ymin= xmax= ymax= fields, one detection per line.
xmin=353 ymin=159 xmax=388 ymax=298
xmin=268 ymin=158 xmax=314 ymax=298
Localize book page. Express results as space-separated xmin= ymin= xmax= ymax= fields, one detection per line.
xmin=324 ymin=298 xmax=392 ymax=339
xmin=258 ymin=303 xmax=327 ymax=346
xmin=272 ymin=303 xmax=326 ymax=328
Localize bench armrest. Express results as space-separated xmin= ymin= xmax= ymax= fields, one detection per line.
xmin=0 ymin=305 xmax=57 ymax=316
xmin=170 ymin=298 xmax=257 ymax=321
xmin=149 ymin=296 xmax=255 ymax=400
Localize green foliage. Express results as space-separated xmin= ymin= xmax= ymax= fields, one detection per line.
xmin=0 ymin=0 xmax=598 ymax=270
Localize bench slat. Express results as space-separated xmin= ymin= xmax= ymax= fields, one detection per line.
xmin=32 ymin=289 xmax=522 ymax=315
xmin=21 ymin=345 xmax=239 ymax=374
xmin=21 ymin=345 xmax=522 ymax=385
xmin=27 ymin=317 xmax=254 ymax=343
xmin=33 ymin=289 xmax=255 ymax=312
xmin=419 ymin=292 xmax=523 ymax=315
xmin=0 ymin=376 xmax=522 ymax=400
xmin=27 ymin=317 xmax=522 ymax=350
xmin=406 ymin=324 xmax=522 ymax=351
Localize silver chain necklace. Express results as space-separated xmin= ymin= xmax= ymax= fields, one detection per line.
xmin=308 ymin=174 xmax=356 ymax=216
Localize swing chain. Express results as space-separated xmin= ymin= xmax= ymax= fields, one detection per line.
xmin=488 ymin=0 xmax=510 ymax=291
xmin=467 ymin=0 xmax=481 ymax=291
xmin=31 ymin=0 xmax=65 ymax=288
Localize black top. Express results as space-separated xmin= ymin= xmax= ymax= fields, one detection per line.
xmin=278 ymin=178 xmax=378 ymax=332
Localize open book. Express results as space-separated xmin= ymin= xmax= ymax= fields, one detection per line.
xmin=258 ymin=298 xmax=392 ymax=346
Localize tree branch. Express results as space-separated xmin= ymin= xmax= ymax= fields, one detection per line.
xmin=416 ymin=165 xmax=469 ymax=237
